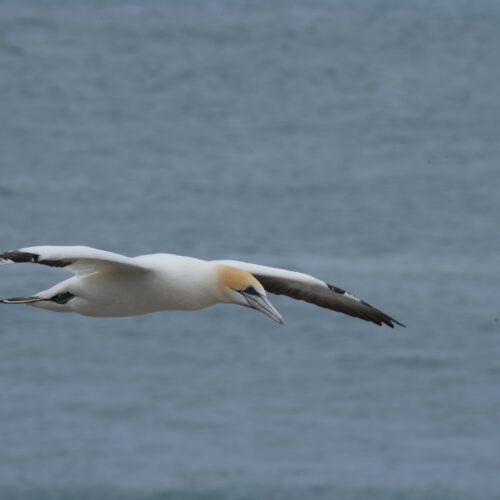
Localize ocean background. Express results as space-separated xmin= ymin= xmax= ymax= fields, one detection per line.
xmin=1 ymin=1 xmax=499 ymax=498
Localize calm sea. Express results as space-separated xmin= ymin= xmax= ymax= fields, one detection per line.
xmin=1 ymin=1 xmax=499 ymax=498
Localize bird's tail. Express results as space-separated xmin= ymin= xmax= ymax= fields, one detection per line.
xmin=0 ymin=296 xmax=43 ymax=304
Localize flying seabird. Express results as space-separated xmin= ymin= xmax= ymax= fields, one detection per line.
xmin=0 ymin=246 xmax=404 ymax=327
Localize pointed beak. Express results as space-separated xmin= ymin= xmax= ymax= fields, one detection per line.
xmin=239 ymin=291 xmax=284 ymax=324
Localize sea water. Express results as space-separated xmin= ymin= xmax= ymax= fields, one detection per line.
xmin=0 ymin=1 xmax=499 ymax=498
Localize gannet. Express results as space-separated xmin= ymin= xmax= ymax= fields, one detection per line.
xmin=0 ymin=246 xmax=404 ymax=327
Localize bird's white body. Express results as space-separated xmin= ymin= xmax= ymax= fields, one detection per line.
xmin=0 ymin=245 xmax=404 ymax=327
xmin=39 ymin=254 xmax=222 ymax=317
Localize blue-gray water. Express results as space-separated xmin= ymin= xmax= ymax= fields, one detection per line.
xmin=1 ymin=1 xmax=499 ymax=499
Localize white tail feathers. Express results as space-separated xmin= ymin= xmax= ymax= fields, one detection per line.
xmin=0 ymin=296 xmax=43 ymax=304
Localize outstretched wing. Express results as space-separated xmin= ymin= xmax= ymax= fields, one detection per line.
xmin=213 ymin=260 xmax=404 ymax=328
xmin=0 ymin=245 xmax=148 ymax=277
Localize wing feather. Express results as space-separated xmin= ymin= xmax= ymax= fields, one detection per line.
xmin=0 ymin=245 xmax=148 ymax=277
xmin=213 ymin=260 xmax=404 ymax=328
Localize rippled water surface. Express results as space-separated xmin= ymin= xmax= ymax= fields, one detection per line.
xmin=1 ymin=1 xmax=499 ymax=498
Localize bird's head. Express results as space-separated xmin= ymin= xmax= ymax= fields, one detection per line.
xmin=216 ymin=265 xmax=283 ymax=324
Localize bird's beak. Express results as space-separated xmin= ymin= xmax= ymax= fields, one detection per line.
xmin=239 ymin=291 xmax=284 ymax=324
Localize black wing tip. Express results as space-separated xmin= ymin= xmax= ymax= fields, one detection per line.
xmin=0 ymin=250 xmax=39 ymax=264
xmin=0 ymin=250 xmax=70 ymax=268
xmin=377 ymin=316 xmax=405 ymax=328
xmin=359 ymin=299 xmax=405 ymax=329
xmin=384 ymin=318 xmax=406 ymax=328
xmin=326 ymin=285 xmax=405 ymax=329
xmin=385 ymin=314 xmax=405 ymax=328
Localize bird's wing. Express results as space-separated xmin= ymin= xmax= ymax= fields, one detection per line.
xmin=213 ymin=260 xmax=404 ymax=328
xmin=0 ymin=245 xmax=148 ymax=277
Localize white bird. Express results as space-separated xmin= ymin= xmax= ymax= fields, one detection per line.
xmin=0 ymin=245 xmax=404 ymax=327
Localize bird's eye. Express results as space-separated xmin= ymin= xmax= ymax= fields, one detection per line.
xmin=245 ymin=285 xmax=260 ymax=296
